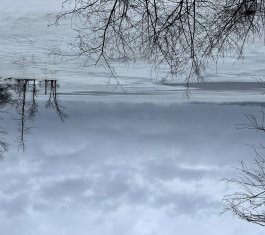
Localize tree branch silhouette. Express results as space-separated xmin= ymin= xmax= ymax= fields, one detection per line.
xmin=224 ymin=110 xmax=265 ymax=226
xmin=54 ymin=0 xmax=265 ymax=81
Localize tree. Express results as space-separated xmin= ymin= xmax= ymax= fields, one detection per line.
xmin=13 ymin=79 xmax=67 ymax=151
xmin=54 ymin=0 xmax=265 ymax=81
xmin=42 ymin=80 xmax=68 ymax=121
xmin=0 ymin=82 xmax=11 ymax=159
xmin=223 ymin=112 xmax=265 ymax=226
xmin=0 ymin=78 xmax=67 ymax=154
xmin=0 ymin=78 xmax=67 ymax=157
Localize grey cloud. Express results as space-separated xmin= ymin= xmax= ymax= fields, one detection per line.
xmin=42 ymin=177 xmax=92 ymax=200
xmin=0 ymin=101 xmax=264 ymax=234
xmin=0 ymin=193 xmax=30 ymax=217
xmin=3 ymin=159 xmax=222 ymax=216
xmin=153 ymin=192 xmax=219 ymax=215
xmin=34 ymin=102 xmax=262 ymax=165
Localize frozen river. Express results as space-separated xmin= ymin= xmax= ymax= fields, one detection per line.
xmin=0 ymin=1 xmax=265 ymax=235
xmin=1 ymin=0 xmax=265 ymax=103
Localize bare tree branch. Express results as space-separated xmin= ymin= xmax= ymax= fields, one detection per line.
xmin=53 ymin=0 xmax=265 ymax=81
xmin=224 ymin=110 xmax=265 ymax=226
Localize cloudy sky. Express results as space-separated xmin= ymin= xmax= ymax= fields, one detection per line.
xmin=0 ymin=100 xmax=264 ymax=235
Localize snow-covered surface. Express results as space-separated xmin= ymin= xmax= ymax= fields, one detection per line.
xmin=1 ymin=0 xmax=265 ymax=103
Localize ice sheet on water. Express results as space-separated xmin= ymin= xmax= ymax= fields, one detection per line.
xmin=1 ymin=0 xmax=265 ymax=102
